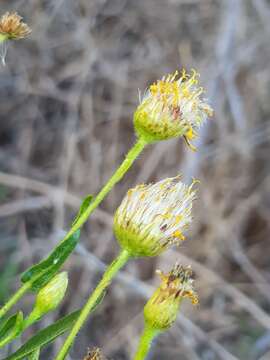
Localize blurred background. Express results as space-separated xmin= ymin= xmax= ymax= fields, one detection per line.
xmin=0 ymin=0 xmax=270 ymax=359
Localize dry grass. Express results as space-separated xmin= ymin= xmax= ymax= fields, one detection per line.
xmin=0 ymin=0 xmax=270 ymax=359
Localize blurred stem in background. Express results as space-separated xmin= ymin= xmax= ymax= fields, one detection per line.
xmin=55 ymin=249 xmax=131 ymax=360
xmin=0 ymin=137 xmax=146 ymax=321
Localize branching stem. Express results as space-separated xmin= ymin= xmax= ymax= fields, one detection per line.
xmin=0 ymin=137 xmax=146 ymax=321
xmin=55 ymin=249 xmax=131 ymax=360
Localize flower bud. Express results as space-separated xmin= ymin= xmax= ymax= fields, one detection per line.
xmin=23 ymin=273 xmax=68 ymax=328
xmin=134 ymin=69 xmax=213 ymax=148
xmin=144 ymin=264 xmax=198 ymax=331
xmin=34 ymin=272 xmax=68 ymax=317
xmin=114 ymin=177 xmax=196 ymax=257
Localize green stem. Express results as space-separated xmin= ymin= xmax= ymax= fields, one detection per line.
xmin=22 ymin=308 xmax=41 ymax=330
xmin=0 ymin=282 xmax=31 ymax=320
xmin=64 ymin=137 xmax=147 ymax=240
xmin=55 ymin=249 xmax=131 ymax=360
xmin=133 ymin=324 xmax=160 ymax=360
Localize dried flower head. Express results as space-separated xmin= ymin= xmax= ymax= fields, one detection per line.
xmin=84 ymin=347 xmax=105 ymax=360
xmin=114 ymin=177 xmax=197 ymax=257
xmin=144 ymin=264 xmax=198 ymax=330
xmin=134 ymin=69 xmax=213 ymax=148
xmin=0 ymin=12 xmax=31 ymax=40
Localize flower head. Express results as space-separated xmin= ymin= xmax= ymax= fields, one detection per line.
xmin=144 ymin=264 xmax=198 ymax=330
xmin=84 ymin=348 xmax=105 ymax=360
xmin=114 ymin=177 xmax=197 ymax=257
xmin=0 ymin=12 xmax=31 ymax=65
xmin=0 ymin=12 xmax=31 ymax=40
xmin=134 ymin=69 xmax=213 ymax=148
xmin=34 ymin=272 xmax=68 ymax=316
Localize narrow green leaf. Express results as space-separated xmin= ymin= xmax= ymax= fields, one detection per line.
xmin=71 ymin=194 xmax=93 ymax=227
xmin=30 ymin=264 xmax=61 ymax=291
xmin=0 ymin=311 xmax=23 ymax=348
xmin=21 ymin=230 xmax=80 ymax=290
xmin=0 ymin=313 xmax=17 ymax=341
xmin=27 ymin=348 xmax=40 ymax=360
xmin=92 ymin=290 xmax=106 ymax=312
xmin=4 ymin=310 xmax=80 ymax=360
xmin=21 ymin=196 xmax=91 ymax=289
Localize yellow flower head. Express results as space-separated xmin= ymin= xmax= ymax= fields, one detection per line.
xmin=144 ymin=264 xmax=198 ymax=330
xmin=0 ymin=12 xmax=31 ymax=40
xmin=134 ymin=69 xmax=213 ymax=149
xmin=114 ymin=177 xmax=197 ymax=257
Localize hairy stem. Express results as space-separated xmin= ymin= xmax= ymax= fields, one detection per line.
xmin=64 ymin=137 xmax=147 ymax=240
xmin=133 ymin=324 xmax=159 ymax=360
xmin=55 ymin=249 xmax=131 ymax=360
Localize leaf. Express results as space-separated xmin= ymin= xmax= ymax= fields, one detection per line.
xmin=21 ymin=230 xmax=80 ymax=283
xmin=4 ymin=310 xmax=81 ymax=360
xmin=71 ymin=194 xmax=93 ymax=227
xmin=21 ymin=230 xmax=80 ymax=291
xmin=92 ymin=290 xmax=106 ymax=312
xmin=27 ymin=348 xmax=40 ymax=360
xmin=20 ymin=195 xmax=91 ymax=289
xmin=30 ymin=264 xmax=61 ymax=291
xmin=0 ymin=311 xmax=24 ymax=348
xmin=0 ymin=314 xmax=17 ymax=341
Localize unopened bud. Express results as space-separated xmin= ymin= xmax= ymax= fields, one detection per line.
xmin=35 ymin=272 xmax=68 ymax=315
xmin=23 ymin=273 xmax=68 ymax=328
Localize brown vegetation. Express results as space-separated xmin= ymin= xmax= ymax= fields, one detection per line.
xmin=0 ymin=1 xmax=269 ymax=359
